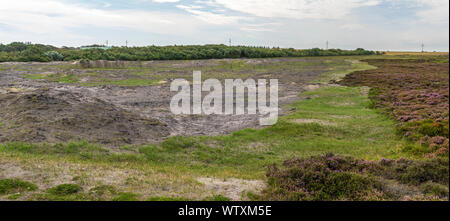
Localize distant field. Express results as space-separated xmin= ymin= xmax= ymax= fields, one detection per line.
xmin=384 ymin=51 xmax=449 ymax=56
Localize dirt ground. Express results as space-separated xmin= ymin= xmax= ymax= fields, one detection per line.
xmin=0 ymin=58 xmax=339 ymax=146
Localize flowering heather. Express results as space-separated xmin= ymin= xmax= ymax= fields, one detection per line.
xmin=259 ymin=154 xmax=449 ymax=201
xmin=341 ymin=57 xmax=449 ymax=156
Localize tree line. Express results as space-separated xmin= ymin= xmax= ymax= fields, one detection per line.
xmin=0 ymin=42 xmax=380 ymax=62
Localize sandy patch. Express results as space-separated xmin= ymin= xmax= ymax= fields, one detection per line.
xmin=6 ymin=88 xmax=20 ymax=93
xmin=305 ymin=84 xmax=320 ymax=91
xmin=329 ymin=115 xmax=352 ymax=119
xmin=197 ymin=177 xmax=265 ymax=201
xmin=360 ymin=86 xmax=370 ymax=96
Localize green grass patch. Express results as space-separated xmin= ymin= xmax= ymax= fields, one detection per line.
xmin=313 ymin=59 xmax=377 ymax=83
xmin=0 ymin=178 xmax=37 ymax=195
xmin=24 ymin=73 xmax=79 ymax=83
xmin=147 ymin=196 xmax=190 ymax=201
xmin=203 ymin=195 xmax=231 ymax=201
xmin=27 ymin=184 xmax=88 ymax=201
xmin=81 ymin=78 xmax=159 ymax=87
xmin=46 ymin=184 xmax=83 ymax=196
xmin=0 ymin=86 xmax=412 ymax=180
xmin=0 ymin=141 xmax=110 ymax=157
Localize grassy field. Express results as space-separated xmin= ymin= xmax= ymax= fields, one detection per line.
xmin=383 ymin=51 xmax=449 ymax=56
xmin=0 ymin=54 xmax=448 ymax=201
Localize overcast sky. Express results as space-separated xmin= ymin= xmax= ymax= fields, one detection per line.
xmin=0 ymin=0 xmax=448 ymax=51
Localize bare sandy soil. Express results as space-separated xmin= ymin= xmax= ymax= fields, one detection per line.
xmin=0 ymin=58 xmax=335 ymax=146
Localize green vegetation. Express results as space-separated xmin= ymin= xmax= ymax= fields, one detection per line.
xmin=0 ymin=141 xmax=110 ymax=157
xmin=89 ymin=185 xmax=117 ymax=198
xmin=80 ymin=78 xmax=159 ymax=87
xmin=313 ymin=60 xmax=377 ymax=83
xmin=19 ymin=57 xmax=351 ymax=87
xmin=203 ymin=195 xmax=231 ymax=201
xmin=24 ymin=73 xmax=79 ymax=84
xmin=46 ymin=184 xmax=83 ymax=196
xmin=1 ymin=55 xmax=447 ymax=201
xmin=422 ymin=182 xmax=449 ymax=198
xmin=341 ymin=58 xmax=449 ymax=157
xmin=256 ymin=154 xmax=448 ymax=201
xmin=147 ymin=196 xmax=190 ymax=201
xmin=0 ymin=178 xmax=37 ymax=195
xmin=29 ymin=184 xmax=101 ymax=201
xmin=0 ymin=85 xmax=410 ymax=179
xmin=1 ymin=42 xmax=377 ymax=62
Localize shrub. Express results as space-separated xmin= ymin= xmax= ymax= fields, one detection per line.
xmin=0 ymin=178 xmax=37 ymax=195
xmin=45 ymin=51 xmax=64 ymax=61
xmin=47 ymin=184 xmax=83 ymax=195
xmin=203 ymin=195 xmax=231 ymax=201
xmin=147 ymin=196 xmax=190 ymax=201
xmin=422 ymin=182 xmax=449 ymax=198
xmin=384 ymin=158 xmax=449 ymax=185
xmin=260 ymin=154 xmax=449 ymax=201
xmin=417 ymin=120 xmax=449 ymax=138
xmin=161 ymin=136 xmax=198 ymax=151
xmin=262 ymin=154 xmax=384 ymax=201
xmin=112 ymin=192 xmax=139 ymax=201
xmin=89 ymin=185 xmax=116 ymax=199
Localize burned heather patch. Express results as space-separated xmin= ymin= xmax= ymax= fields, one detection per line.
xmin=0 ymin=58 xmax=340 ymax=143
xmin=341 ymin=57 xmax=449 ymax=157
xmin=0 ymin=89 xmax=169 ymax=146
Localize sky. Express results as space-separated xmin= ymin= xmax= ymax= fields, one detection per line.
xmin=0 ymin=0 xmax=448 ymax=51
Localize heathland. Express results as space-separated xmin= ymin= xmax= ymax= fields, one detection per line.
xmin=0 ymin=48 xmax=448 ymax=201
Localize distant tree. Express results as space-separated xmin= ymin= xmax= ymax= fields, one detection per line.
xmin=45 ymin=51 xmax=64 ymax=61
xmin=0 ymin=42 xmax=377 ymax=62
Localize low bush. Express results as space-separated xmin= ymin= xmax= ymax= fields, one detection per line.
xmin=262 ymin=154 xmax=384 ymax=201
xmin=89 ymin=185 xmax=117 ymax=199
xmin=421 ymin=182 xmax=449 ymax=198
xmin=203 ymin=195 xmax=231 ymax=201
xmin=46 ymin=184 xmax=83 ymax=196
xmin=0 ymin=178 xmax=37 ymax=195
xmin=382 ymin=158 xmax=449 ymax=185
xmin=260 ymin=154 xmax=449 ymax=201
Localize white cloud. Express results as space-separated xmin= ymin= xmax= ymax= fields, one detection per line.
xmin=416 ymin=0 xmax=449 ymax=24
xmin=152 ymin=0 xmax=181 ymax=3
xmin=211 ymin=0 xmax=381 ymax=20
xmin=0 ymin=0 xmax=199 ymax=35
xmin=240 ymin=23 xmax=281 ymax=32
xmin=176 ymin=5 xmax=249 ymax=24
xmin=0 ymin=0 xmax=447 ymax=51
